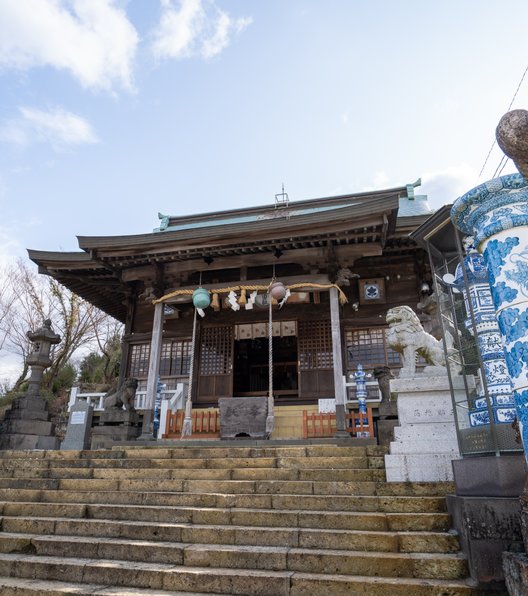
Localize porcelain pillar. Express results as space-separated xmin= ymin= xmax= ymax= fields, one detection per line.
xmin=452 ymin=173 xmax=528 ymax=459
xmin=448 ymin=242 xmax=515 ymax=427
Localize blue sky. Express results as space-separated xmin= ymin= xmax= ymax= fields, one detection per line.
xmin=0 ymin=0 xmax=526 ymax=266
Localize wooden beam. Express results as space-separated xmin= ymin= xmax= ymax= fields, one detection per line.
xmin=94 ymin=215 xmax=387 ymax=259
xmin=126 ymin=244 xmax=382 ymax=279
xmin=162 ymin=274 xmax=332 ymax=304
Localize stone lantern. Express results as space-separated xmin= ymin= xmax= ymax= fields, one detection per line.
xmin=0 ymin=319 xmax=61 ymax=450
xmin=26 ymin=319 xmax=61 ymax=397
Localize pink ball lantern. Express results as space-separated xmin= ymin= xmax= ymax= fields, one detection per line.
xmin=269 ymin=281 xmax=287 ymax=301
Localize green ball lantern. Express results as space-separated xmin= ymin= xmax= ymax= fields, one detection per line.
xmin=193 ymin=287 xmax=211 ymax=309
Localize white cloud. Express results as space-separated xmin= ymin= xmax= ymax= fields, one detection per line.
xmin=0 ymin=106 xmax=99 ymax=150
xmin=373 ymin=170 xmax=390 ymax=188
xmin=0 ymin=0 xmax=138 ymax=93
xmin=419 ymin=164 xmax=479 ymax=209
xmin=0 ymin=222 xmax=23 ymax=269
xmin=151 ymin=0 xmax=252 ymax=61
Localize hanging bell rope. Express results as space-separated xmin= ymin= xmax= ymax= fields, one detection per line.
xmin=181 ymin=273 xmax=205 ymax=438
xmin=266 ymin=292 xmax=274 ymax=435
xmin=153 ymin=282 xmax=348 ymax=306
xmin=181 ymin=304 xmax=197 ymax=438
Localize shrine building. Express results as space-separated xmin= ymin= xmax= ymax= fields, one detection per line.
xmin=28 ymin=182 xmax=433 ymax=439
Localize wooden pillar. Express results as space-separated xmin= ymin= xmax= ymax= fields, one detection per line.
xmin=330 ymin=287 xmax=349 ymax=437
xmin=139 ymin=301 xmax=164 ymax=440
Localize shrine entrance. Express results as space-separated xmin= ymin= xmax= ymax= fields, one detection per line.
xmin=233 ymin=336 xmax=298 ymax=398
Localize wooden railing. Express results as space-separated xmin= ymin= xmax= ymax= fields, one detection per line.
xmin=163 ymin=409 xmax=220 ymax=439
xmin=302 ymin=408 xmax=374 ymax=439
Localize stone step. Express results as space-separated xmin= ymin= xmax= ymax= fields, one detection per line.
xmin=0 ymin=575 xmax=480 ymax=596
xmin=0 ymin=578 xmax=218 ymax=596
xmin=0 ymin=502 xmax=452 ymax=531
xmin=0 ymin=444 xmax=387 ymax=461
xmin=0 ymin=518 xmax=460 ymax=553
xmin=0 ymin=533 xmax=466 ymax=576
xmin=0 ymin=489 xmax=449 ymax=512
xmin=5 ymin=466 xmax=387 ymax=482
xmin=0 ymin=475 xmax=455 ymax=498
xmin=0 ymin=477 xmax=455 ymax=498
xmin=0 ymin=477 xmax=380 ymax=495
xmin=0 ymin=553 xmax=475 ymax=594
xmin=0 ymin=455 xmax=373 ymax=471
xmin=0 ymin=553 xmax=291 ymax=595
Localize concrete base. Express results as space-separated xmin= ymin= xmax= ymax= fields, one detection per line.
xmin=384 ymin=375 xmax=463 ymax=482
xmin=503 ymin=552 xmax=528 ymax=596
xmin=453 ymin=454 xmax=526 ymax=497
xmin=0 ymin=395 xmax=60 ymax=451
xmin=90 ymin=410 xmax=141 ymax=450
xmin=448 ymin=455 xmax=526 ymax=589
xmin=448 ymin=494 xmax=523 ymax=585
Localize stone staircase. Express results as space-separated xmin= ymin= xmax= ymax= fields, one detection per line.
xmin=0 ymin=443 xmax=482 ymax=595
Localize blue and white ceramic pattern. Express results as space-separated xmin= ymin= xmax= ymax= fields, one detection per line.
xmin=449 ymin=246 xmax=515 ymax=427
xmin=452 ymin=175 xmax=528 ymax=454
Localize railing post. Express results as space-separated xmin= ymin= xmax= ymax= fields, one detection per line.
xmin=68 ymin=387 xmax=78 ymax=412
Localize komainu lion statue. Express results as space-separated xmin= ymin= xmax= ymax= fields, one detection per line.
xmin=103 ymin=378 xmax=138 ymax=411
xmin=386 ymin=306 xmax=446 ymax=377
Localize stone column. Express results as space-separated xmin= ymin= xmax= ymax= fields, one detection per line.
xmin=139 ymin=301 xmax=164 ymax=439
xmin=329 ymin=287 xmax=348 ymax=437
xmin=452 ymin=173 xmax=528 ymax=459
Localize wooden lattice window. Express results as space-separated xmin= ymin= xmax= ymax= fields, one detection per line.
xmin=128 ymin=343 xmax=150 ymax=377
xmin=345 ymin=327 xmax=401 ymax=370
xmin=298 ymin=320 xmax=333 ymax=370
xmin=199 ymin=326 xmax=233 ymax=375
xmin=159 ymin=339 xmax=192 ymax=377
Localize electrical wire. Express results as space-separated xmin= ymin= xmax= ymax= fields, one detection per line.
xmin=491 ymin=154 xmax=507 ymax=180
xmin=478 ymin=63 xmax=528 ymax=180
xmin=497 ymin=157 xmax=510 ymax=178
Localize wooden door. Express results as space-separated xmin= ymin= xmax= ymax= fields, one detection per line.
xmin=196 ymin=325 xmax=234 ymax=405
xmin=298 ymin=320 xmax=335 ymax=399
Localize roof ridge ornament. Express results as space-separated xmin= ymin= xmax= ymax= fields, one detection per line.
xmin=274 ymin=183 xmax=290 ymax=219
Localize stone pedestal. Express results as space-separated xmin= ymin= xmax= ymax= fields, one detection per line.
xmin=384 ymin=375 xmax=463 ymax=482
xmin=448 ymin=455 xmax=526 ymax=589
xmin=219 ymin=397 xmax=268 ymax=439
xmin=90 ymin=410 xmax=141 ymax=450
xmin=0 ymin=395 xmax=60 ymax=450
xmin=61 ymin=400 xmax=94 ymax=450
xmin=376 ymin=399 xmax=398 ymax=447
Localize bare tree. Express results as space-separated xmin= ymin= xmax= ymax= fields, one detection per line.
xmin=0 ymin=259 xmax=122 ymax=393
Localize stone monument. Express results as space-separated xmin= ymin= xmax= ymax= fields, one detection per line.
xmin=384 ymin=306 xmax=462 ymax=481
xmin=0 ymin=319 xmax=61 ymax=450
xmin=61 ymin=399 xmax=94 ymax=450
xmin=219 ymin=396 xmax=268 ymax=439
xmin=90 ymin=378 xmax=141 ymax=449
